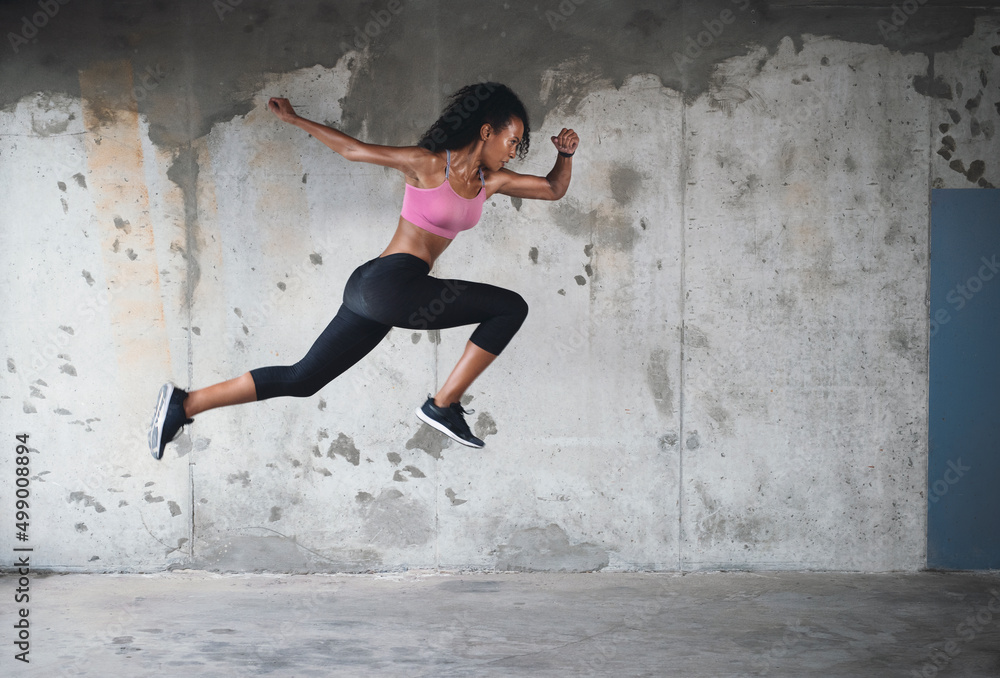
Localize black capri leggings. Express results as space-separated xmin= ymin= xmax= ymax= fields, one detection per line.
xmin=249 ymin=253 xmax=529 ymax=401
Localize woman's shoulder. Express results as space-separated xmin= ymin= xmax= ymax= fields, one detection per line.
xmin=403 ymin=147 xmax=446 ymax=186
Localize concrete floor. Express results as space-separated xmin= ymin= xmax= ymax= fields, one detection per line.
xmin=3 ymin=571 xmax=999 ymax=677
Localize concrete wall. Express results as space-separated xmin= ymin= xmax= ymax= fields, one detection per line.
xmin=1 ymin=0 xmax=997 ymax=573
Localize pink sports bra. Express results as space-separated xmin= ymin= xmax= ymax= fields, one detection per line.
xmin=400 ymin=149 xmax=487 ymax=240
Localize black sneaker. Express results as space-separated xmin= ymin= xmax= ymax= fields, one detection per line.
xmin=148 ymin=383 xmax=194 ymax=460
xmin=415 ymin=395 xmax=485 ymax=448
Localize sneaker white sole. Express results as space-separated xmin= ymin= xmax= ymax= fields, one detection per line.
xmin=415 ymin=406 xmax=484 ymax=448
xmin=148 ymin=383 xmax=174 ymax=459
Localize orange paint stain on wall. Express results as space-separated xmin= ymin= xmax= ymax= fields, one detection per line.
xmin=79 ymin=60 xmax=171 ymax=401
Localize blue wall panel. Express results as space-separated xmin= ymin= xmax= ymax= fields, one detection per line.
xmin=928 ymin=189 xmax=1000 ymax=570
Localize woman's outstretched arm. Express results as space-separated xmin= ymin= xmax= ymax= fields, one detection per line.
xmin=268 ymin=97 xmax=427 ymax=176
xmin=492 ymin=127 xmax=580 ymax=201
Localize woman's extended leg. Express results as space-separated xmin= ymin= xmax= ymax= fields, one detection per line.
xmin=150 ymin=303 xmax=391 ymax=459
xmin=248 ymin=304 xmax=391 ymax=402
xmin=188 ymin=303 xmax=391 ymax=414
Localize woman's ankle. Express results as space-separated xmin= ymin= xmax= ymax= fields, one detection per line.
xmin=433 ymin=393 xmax=457 ymax=408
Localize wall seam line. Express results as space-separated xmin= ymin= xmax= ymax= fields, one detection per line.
xmin=187 ymin=140 xmax=195 ymax=562
xmin=923 ymin=51 xmax=935 ymax=571
xmin=678 ymin=88 xmax=688 ymax=575
xmin=183 ymin=3 xmax=197 ymax=562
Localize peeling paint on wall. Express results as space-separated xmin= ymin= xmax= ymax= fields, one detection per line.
xmin=405 ymin=425 xmax=452 ymax=460
xmin=496 ymin=524 xmax=608 ymax=572
xmin=327 ymin=433 xmax=361 ymax=466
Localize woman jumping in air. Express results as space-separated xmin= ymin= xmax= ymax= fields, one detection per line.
xmin=148 ymin=82 xmax=579 ymax=458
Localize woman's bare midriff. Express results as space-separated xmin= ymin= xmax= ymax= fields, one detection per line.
xmin=378 ymin=217 xmax=452 ymax=270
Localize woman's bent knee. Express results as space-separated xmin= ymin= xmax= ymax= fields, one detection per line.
xmin=510 ymin=291 xmax=529 ymax=322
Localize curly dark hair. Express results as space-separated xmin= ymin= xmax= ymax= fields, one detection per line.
xmin=418 ymin=83 xmax=531 ymax=160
